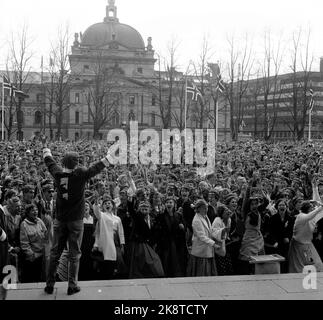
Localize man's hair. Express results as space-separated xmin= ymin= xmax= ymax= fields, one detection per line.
xmin=300 ymin=201 xmax=312 ymax=214
xmin=4 ymin=189 xmax=18 ymax=201
xmin=62 ymin=152 xmax=79 ymax=170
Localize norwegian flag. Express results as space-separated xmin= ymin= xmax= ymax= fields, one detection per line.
xmin=2 ymin=75 xmax=15 ymax=96
xmin=186 ymin=82 xmax=203 ymax=101
xmin=217 ymin=74 xmax=226 ymax=93
xmin=2 ymin=75 xmax=24 ymax=97
xmin=309 ymin=88 xmax=315 ymax=112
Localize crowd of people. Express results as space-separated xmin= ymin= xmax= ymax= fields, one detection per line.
xmin=1 ymin=138 xmax=323 ymax=288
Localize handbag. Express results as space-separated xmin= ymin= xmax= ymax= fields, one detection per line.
xmin=90 ymin=249 xmax=104 ymax=262
xmin=214 ymin=239 xmax=226 ymax=257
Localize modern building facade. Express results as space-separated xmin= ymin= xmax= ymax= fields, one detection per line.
xmin=237 ymin=61 xmax=323 ymax=141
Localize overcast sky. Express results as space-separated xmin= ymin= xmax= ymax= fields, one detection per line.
xmin=1 ymin=0 xmax=323 ymax=77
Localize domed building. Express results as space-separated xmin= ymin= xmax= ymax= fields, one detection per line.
xmin=1 ymin=0 xmax=231 ymax=141
xmin=67 ymin=0 xmax=158 ymax=140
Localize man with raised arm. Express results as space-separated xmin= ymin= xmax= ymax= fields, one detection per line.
xmin=43 ymin=146 xmax=110 ymax=295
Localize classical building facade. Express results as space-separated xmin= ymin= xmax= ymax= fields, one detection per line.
xmin=1 ymin=0 xmax=230 ymax=141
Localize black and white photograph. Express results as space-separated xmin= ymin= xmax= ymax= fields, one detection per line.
xmin=1 ymin=0 xmax=323 ymax=306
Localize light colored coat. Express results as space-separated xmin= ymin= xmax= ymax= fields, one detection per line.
xmin=20 ymin=218 xmax=47 ymax=261
xmin=191 ymin=213 xmax=215 ymax=258
xmin=93 ymin=204 xmax=125 ymax=261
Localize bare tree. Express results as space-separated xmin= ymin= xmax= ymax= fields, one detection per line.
xmin=49 ymin=25 xmax=71 ymax=140
xmin=285 ymin=27 xmax=314 ymax=141
xmin=243 ymin=70 xmax=262 ymax=139
xmin=84 ymin=52 xmax=121 ymax=139
xmin=224 ymin=33 xmax=254 ymax=141
xmin=259 ymin=30 xmax=284 ymax=140
xmin=152 ymin=38 xmax=181 ymax=129
xmin=44 ymin=56 xmax=56 ymax=140
xmin=6 ymin=23 xmax=34 ymax=140
xmin=191 ymin=36 xmax=213 ymax=129
xmin=171 ymin=71 xmax=189 ymax=131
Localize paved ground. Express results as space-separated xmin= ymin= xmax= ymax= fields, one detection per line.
xmin=3 ymin=273 xmax=323 ymax=300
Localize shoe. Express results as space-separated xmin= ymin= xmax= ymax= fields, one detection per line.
xmin=67 ymin=286 xmax=81 ymax=296
xmin=44 ymin=286 xmax=54 ymax=294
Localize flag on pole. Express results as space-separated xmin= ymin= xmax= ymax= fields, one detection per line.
xmin=309 ymin=88 xmax=314 ymax=112
xmin=186 ymin=82 xmax=203 ymax=101
xmin=2 ymin=75 xmax=15 ymax=96
xmin=216 ymin=74 xmax=226 ymax=93
xmin=2 ymin=75 xmax=25 ymax=98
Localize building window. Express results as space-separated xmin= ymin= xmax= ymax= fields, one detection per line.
xmin=151 ymin=113 xmax=156 ymax=126
xmin=17 ymin=110 xmax=24 ymax=125
xmin=36 ymin=94 xmax=43 ymax=103
xmin=83 ymin=65 xmax=90 ymax=72
xmin=75 ymin=111 xmax=79 ymax=124
xmin=75 ymin=93 xmax=80 ymax=104
xmin=129 ymin=95 xmax=135 ymax=105
xmin=35 ymin=111 xmax=42 ymax=125
xmin=111 ymin=112 xmax=120 ymax=127
xmin=152 ymin=95 xmax=156 ymax=106
xmin=137 ymin=67 xmax=143 ymax=74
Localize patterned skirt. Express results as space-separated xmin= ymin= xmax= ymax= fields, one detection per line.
xmin=186 ymin=254 xmax=218 ymax=277
xmin=128 ymin=242 xmax=165 ymax=279
xmin=288 ymin=238 xmax=323 ymax=273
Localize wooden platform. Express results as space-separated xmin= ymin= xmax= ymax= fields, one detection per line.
xmin=249 ymin=254 xmax=286 ymax=274
xmin=2 ymin=272 xmax=323 ymax=300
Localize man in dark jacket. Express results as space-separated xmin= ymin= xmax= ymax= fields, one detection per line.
xmin=43 ymin=148 xmax=110 ymax=295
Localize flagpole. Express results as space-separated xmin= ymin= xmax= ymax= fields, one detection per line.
xmin=308 ymin=108 xmax=312 ymax=142
xmin=215 ymin=99 xmax=219 ymax=143
xmin=185 ymin=76 xmax=188 ymax=132
xmin=1 ymin=75 xmax=4 ymax=141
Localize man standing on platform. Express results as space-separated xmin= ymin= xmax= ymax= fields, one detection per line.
xmin=43 ymin=145 xmax=110 ymax=295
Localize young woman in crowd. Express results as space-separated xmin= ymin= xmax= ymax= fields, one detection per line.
xmin=79 ymin=201 xmax=95 ymax=281
xmin=288 ymin=200 xmax=323 ymax=273
xmin=150 ymin=191 xmax=164 ymax=219
xmin=224 ymin=193 xmax=245 ymax=273
xmin=207 ymin=189 xmax=219 ymax=223
xmin=154 ymin=196 xmax=187 ymax=277
xmin=20 ymin=203 xmax=48 ymax=283
xmin=265 ymin=199 xmax=294 ymax=272
xmin=177 ymin=185 xmax=195 ymax=252
xmin=187 ymin=199 xmax=218 ymax=277
xmin=92 ymin=197 xmax=126 ymax=279
xmin=238 ymin=192 xmax=265 ymax=274
xmin=127 ymin=200 xmax=164 ymax=278
xmin=211 ymin=205 xmax=234 ymax=275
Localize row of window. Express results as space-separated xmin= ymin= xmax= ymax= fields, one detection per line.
xmin=82 ymin=65 xmax=143 ymax=74
xmin=73 ymin=93 xmax=157 ymax=106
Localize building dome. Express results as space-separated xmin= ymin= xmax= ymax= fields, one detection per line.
xmin=81 ymin=21 xmax=145 ymax=49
